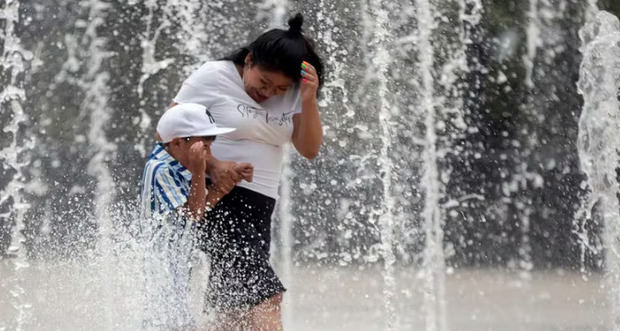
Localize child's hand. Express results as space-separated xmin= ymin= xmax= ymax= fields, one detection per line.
xmin=187 ymin=141 xmax=209 ymax=174
xmin=233 ymin=163 xmax=254 ymax=182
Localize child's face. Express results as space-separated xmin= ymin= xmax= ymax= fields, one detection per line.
xmin=185 ymin=135 xmax=212 ymax=148
xmin=168 ymin=136 xmax=215 ymax=169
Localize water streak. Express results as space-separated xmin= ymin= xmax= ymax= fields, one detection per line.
xmin=0 ymin=0 xmax=35 ymax=329
xmin=76 ymin=0 xmax=118 ymax=327
xmin=135 ymin=0 xmax=208 ymax=156
xmin=577 ymin=10 xmax=620 ymax=330
xmin=523 ymin=0 xmax=540 ymax=89
xmin=413 ymin=1 xmax=448 ymax=329
xmin=277 ymin=146 xmax=294 ymax=328
xmin=363 ymin=0 xmax=398 ymax=328
xmin=254 ymin=1 xmax=294 ymax=327
xmin=415 ymin=0 xmax=482 ymax=329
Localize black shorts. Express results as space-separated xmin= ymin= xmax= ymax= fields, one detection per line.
xmin=197 ymin=184 xmax=285 ymax=311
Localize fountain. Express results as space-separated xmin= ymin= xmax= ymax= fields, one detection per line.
xmin=577 ymin=8 xmax=620 ymax=330
xmin=1 ymin=0 xmax=34 ymax=329
xmin=0 ymin=0 xmax=619 ymax=330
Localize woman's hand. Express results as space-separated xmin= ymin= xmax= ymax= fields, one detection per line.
xmin=292 ymin=61 xmax=323 ymax=160
xmin=207 ymin=159 xmax=254 ymax=184
xmin=208 ymin=159 xmax=242 ymax=185
xmin=300 ymin=61 xmax=319 ymax=102
xmin=203 ymin=160 xmax=253 ymax=210
xmin=233 ymin=163 xmax=254 ymax=182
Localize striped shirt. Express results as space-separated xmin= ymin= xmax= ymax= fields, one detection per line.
xmin=139 ymin=143 xmax=195 ymax=328
xmin=140 ymin=143 xmax=192 ymax=220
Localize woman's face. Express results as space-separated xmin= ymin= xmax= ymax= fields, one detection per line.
xmin=243 ymin=55 xmax=294 ymax=103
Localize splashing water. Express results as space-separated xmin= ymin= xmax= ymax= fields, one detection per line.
xmin=363 ymin=0 xmax=399 ymax=328
xmin=0 ymin=0 xmax=35 ymax=329
xmin=413 ymin=0 xmax=445 ymax=329
xmin=577 ymin=9 xmax=620 ymax=330
xmin=134 ymin=0 xmax=209 ymax=156
xmin=1 ymin=1 xmax=618 ymax=330
xmin=412 ymin=0 xmax=483 ymax=329
xmin=257 ymin=0 xmax=295 ymax=327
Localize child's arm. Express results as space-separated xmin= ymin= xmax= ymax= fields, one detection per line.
xmin=184 ymin=141 xmax=209 ymax=220
xmin=185 ymin=142 xmax=235 ymax=219
xmin=204 ymin=182 xmax=231 ymax=211
xmin=186 ymin=171 xmax=207 ymax=221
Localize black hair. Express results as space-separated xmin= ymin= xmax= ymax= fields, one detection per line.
xmin=222 ymin=13 xmax=325 ymax=89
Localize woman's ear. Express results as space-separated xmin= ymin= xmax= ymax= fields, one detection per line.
xmin=244 ymin=53 xmax=253 ymax=66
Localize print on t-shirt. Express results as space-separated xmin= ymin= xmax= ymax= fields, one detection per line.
xmin=173 ymin=60 xmax=303 ymax=198
xmin=237 ymin=102 xmax=295 ymax=127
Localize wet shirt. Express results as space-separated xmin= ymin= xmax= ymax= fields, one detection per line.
xmin=173 ymin=60 xmax=302 ymax=199
xmin=140 ymin=143 xmax=192 ymax=219
xmin=139 ymin=143 xmax=195 ymax=328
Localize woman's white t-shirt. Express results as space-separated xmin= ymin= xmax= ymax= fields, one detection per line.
xmin=173 ymin=60 xmax=302 ymax=199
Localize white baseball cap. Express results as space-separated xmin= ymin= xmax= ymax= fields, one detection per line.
xmin=157 ymin=103 xmax=235 ymax=143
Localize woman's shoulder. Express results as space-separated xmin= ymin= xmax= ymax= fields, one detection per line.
xmin=187 ymin=60 xmax=236 ymax=84
xmin=197 ymin=60 xmax=234 ymax=72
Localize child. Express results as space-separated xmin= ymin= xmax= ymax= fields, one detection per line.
xmin=139 ymin=102 xmax=250 ymax=329
xmin=141 ymin=102 xmax=247 ymax=221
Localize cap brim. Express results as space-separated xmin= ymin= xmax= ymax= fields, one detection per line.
xmin=195 ymin=127 xmax=236 ymax=136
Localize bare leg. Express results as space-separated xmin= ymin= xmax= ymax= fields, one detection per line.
xmin=207 ymin=309 xmax=251 ymax=331
xmin=249 ymin=292 xmax=283 ymax=331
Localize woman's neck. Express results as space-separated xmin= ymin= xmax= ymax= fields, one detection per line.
xmin=235 ymin=63 xmax=244 ymax=79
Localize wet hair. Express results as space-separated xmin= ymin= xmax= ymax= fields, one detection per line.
xmin=222 ymin=13 xmax=325 ymax=89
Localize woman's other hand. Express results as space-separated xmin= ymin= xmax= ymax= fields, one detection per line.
xmin=292 ymin=60 xmax=322 ymax=160
xmin=300 ymin=61 xmax=319 ymax=102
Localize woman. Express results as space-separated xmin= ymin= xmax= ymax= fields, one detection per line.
xmin=171 ymin=13 xmax=324 ymax=330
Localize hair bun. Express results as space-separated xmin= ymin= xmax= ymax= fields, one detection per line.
xmin=287 ymin=13 xmax=304 ymax=35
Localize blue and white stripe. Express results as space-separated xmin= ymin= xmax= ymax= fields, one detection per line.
xmin=140 ymin=143 xmax=193 ymax=219
xmin=139 ymin=143 xmax=196 ymax=328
